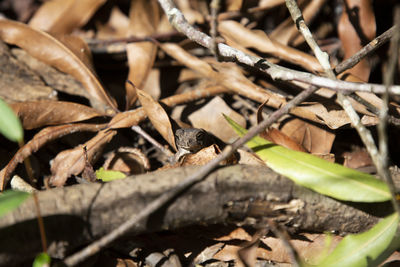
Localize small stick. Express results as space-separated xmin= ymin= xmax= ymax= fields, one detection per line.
xmin=131 ymin=125 xmax=174 ymax=157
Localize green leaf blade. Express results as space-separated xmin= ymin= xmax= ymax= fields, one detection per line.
xmin=33 ymin=252 xmax=51 ymax=267
xmin=224 ymin=115 xmax=391 ymax=202
xmin=0 ymin=98 xmax=23 ymax=142
xmin=96 ymin=167 xmax=126 ymax=182
xmin=0 ymin=190 xmax=30 ymax=217
xmin=317 ymin=213 xmax=400 ymax=267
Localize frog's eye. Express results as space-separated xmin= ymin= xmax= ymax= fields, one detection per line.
xmin=196 ymin=131 xmax=205 ymax=141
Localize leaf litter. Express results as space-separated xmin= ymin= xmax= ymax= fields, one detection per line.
xmin=0 ymin=0 xmax=400 ymax=266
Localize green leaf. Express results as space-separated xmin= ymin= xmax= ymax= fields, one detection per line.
xmin=317 ymin=213 xmax=400 ymax=267
xmin=96 ymin=167 xmax=126 ymax=182
xmin=33 ymin=252 xmax=51 ymax=267
xmin=224 ymin=115 xmax=391 ymax=202
xmin=0 ymin=190 xmax=30 ymax=217
xmin=0 ymin=98 xmax=23 ymax=142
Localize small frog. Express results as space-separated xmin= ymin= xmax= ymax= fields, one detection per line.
xmin=174 ymin=128 xmax=212 ymax=161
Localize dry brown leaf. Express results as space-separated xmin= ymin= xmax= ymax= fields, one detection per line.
xmin=257 ymin=101 xmax=307 ymax=152
xmin=237 ymin=149 xmax=266 ymax=166
xmin=104 ymin=147 xmax=150 ymax=174
xmin=10 ymin=101 xmax=103 ymax=130
xmin=226 ymin=0 xmax=243 ymax=11
xmin=0 ymin=19 xmax=117 ymax=114
xmin=10 ymin=48 xmax=89 ymax=100
xmin=218 ymin=20 xmax=323 ymax=73
xmin=0 ymin=41 xmax=56 ymax=103
xmin=0 ymin=123 xmax=105 ymax=190
xmin=181 ymin=145 xmax=237 ymax=166
xmin=54 ymin=34 xmax=94 ymax=72
xmin=188 ymin=96 xmax=246 ymax=144
xmin=136 ymin=88 xmax=176 ymax=151
xmin=270 ymin=0 xmax=327 ymax=46
xmin=256 ymin=0 xmax=285 ymax=10
xmin=28 ymin=0 xmax=106 ymax=35
xmin=342 ymin=148 xmax=373 ymax=169
xmin=50 ymin=129 xmax=116 ymax=187
xmin=142 ymin=69 xmax=161 ymax=100
xmin=96 ymin=7 xmax=130 ymax=39
xmin=107 ymin=86 xmax=228 ymax=130
xmin=338 ymin=73 xmax=383 ymax=110
xmin=125 ymin=0 xmax=160 ymax=109
xmin=161 ymin=43 xmax=286 ymax=108
xmin=280 ymin=118 xmax=335 ymax=154
xmin=262 ymin=128 xmax=308 ymax=152
xmin=213 ymin=232 xmax=342 ymax=265
xmin=175 ymin=0 xmax=204 ymax=24
xmin=338 ymin=0 xmax=376 ymax=81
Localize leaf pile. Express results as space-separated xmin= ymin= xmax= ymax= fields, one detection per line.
xmin=0 ymin=0 xmax=400 ymax=266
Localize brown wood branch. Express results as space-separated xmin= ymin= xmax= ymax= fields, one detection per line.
xmin=0 ymin=165 xmax=390 ymax=266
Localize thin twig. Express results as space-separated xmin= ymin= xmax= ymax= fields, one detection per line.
xmin=210 ymin=0 xmax=220 ymax=58
xmin=334 ymin=26 xmax=396 ymax=75
xmin=131 ymin=125 xmax=174 ymax=157
xmin=378 ymin=5 xmax=400 ymax=215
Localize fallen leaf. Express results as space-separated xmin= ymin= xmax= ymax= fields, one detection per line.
xmin=188 ymin=96 xmax=246 ymax=143
xmin=218 ymin=20 xmax=322 ymax=73
xmin=338 ymin=0 xmax=376 ymax=81
xmin=0 ymin=123 xmax=105 ymax=190
xmin=50 ymin=129 xmax=116 ymax=187
xmin=280 ymin=118 xmax=335 ymax=154
xmin=10 ymin=100 xmax=103 ymax=129
xmin=28 ymin=0 xmax=106 ymax=35
xmin=0 ymin=19 xmax=117 ymax=114
xmin=136 ymin=88 xmax=176 ymax=150
xmin=270 ymin=0 xmax=327 ymax=46
xmin=125 ymin=0 xmax=159 ymax=109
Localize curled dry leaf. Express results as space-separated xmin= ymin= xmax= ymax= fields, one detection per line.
xmin=218 ymin=20 xmax=323 ymax=73
xmin=0 ymin=20 xmax=117 ymax=114
xmin=10 ymin=100 xmax=103 ymax=130
xmin=125 ymin=0 xmax=160 ymax=109
xmin=136 ymin=88 xmax=176 ymax=151
xmin=181 ymin=145 xmax=237 ymax=166
xmin=50 ymin=129 xmax=116 ymax=187
xmin=338 ymin=0 xmax=376 ymax=81
xmin=0 ymin=123 xmax=105 ymax=190
xmin=29 ymin=0 xmax=107 ymax=35
xmin=104 ymin=147 xmax=150 ymax=175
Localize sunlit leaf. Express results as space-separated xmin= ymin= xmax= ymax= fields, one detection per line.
xmin=96 ymin=167 xmax=126 ymax=182
xmin=0 ymin=190 xmax=30 ymax=217
xmin=0 ymin=98 xmax=23 ymax=142
xmin=224 ymin=115 xmax=391 ymax=202
xmin=33 ymin=252 xmax=51 ymax=267
xmin=316 ymin=213 xmax=400 ymax=267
